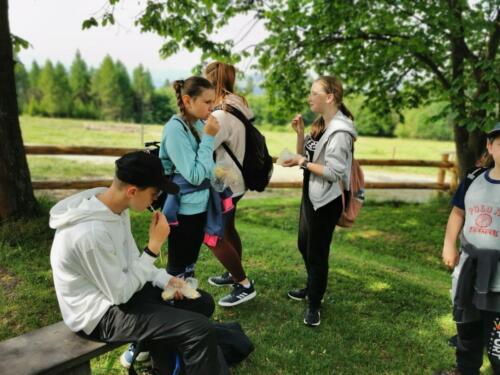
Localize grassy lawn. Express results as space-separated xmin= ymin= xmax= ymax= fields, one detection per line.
xmin=0 ymin=193 xmax=482 ymax=374
xmin=21 ymin=116 xmax=455 ymax=180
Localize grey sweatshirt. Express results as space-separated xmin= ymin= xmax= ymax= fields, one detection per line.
xmin=304 ymin=110 xmax=357 ymax=210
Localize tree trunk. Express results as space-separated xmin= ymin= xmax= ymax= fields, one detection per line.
xmin=453 ymin=124 xmax=487 ymax=181
xmin=0 ymin=0 xmax=39 ymax=221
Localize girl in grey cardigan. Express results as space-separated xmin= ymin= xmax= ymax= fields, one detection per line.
xmin=283 ymin=75 xmax=357 ymax=327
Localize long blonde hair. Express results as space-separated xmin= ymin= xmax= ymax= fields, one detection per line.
xmin=204 ymin=61 xmax=248 ymax=107
xmin=311 ymin=75 xmax=354 ymax=139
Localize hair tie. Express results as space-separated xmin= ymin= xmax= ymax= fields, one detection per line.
xmin=178 ymin=79 xmax=185 ymax=88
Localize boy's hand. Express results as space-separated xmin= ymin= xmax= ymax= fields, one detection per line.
xmin=148 ymin=211 xmax=170 ymax=255
xmin=442 ymin=244 xmax=459 ymax=269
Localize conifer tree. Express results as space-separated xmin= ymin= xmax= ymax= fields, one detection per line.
xmin=69 ymin=50 xmax=92 ymax=118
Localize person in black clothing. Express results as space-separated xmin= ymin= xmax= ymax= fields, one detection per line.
xmin=283 ymin=76 xmax=357 ymax=327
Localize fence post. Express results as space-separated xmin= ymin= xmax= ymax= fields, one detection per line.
xmin=450 ymin=160 xmax=459 ymax=192
xmin=437 ymin=153 xmax=449 ymax=190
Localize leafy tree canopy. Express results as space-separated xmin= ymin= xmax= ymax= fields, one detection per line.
xmin=85 ymin=0 xmax=499 ymax=131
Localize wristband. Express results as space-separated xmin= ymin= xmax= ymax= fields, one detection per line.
xmin=144 ymin=246 xmax=158 ymax=258
xmin=300 ymin=160 xmax=309 ymax=170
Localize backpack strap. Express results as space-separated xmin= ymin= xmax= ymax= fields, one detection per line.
xmin=222 ymin=143 xmax=244 ymax=174
xmin=168 ymin=117 xmax=195 ymax=175
xmin=213 ymin=104 xmax=249 ymax=174
xmin=213 ymin=104 xmax=254 ymax=128
xmin=464 ymin=167 xmax=487 ymax=195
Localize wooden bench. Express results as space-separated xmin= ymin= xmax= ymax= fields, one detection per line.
xmin=0 ymin=321 xmax=122 ymax=374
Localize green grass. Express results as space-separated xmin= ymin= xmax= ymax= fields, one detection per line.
xmin=20 ymin=116 xmax=455 ymax=180
xmin=1 ymin=194 xmax=485 ymax=374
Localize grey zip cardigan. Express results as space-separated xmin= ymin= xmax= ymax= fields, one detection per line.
xmin=302 ymin=111 xmax=357 ymax=211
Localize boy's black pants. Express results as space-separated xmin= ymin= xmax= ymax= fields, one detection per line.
xmin=298 ymin=190 xmax=343 ymax=309
xmin=456 ymin=310 xmax=500 ymax=375
xmin=85 ymin=283 xmax=229 ymax=375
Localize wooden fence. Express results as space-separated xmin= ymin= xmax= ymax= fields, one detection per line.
xmin=25 ymin=145 xmax=458 ymax=191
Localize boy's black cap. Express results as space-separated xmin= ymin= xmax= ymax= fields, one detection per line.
xmin=115 ymin=151 xmax=179 ymax=194
xmin=487 ymin=122 xmax=500 ymax=139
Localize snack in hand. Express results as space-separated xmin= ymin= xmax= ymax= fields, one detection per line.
xmin=161 ymin=278 xmax=201 ymax=300
xmin=276 ymin=148 xmax=298 ymax=166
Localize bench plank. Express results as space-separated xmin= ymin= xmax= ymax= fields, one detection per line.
xmin=0 ymin=321 xmax=121 ymax=375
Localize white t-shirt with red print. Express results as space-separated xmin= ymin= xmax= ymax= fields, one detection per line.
xmin=453 ymin=169 xmax=500 ymax=249
xmin=452 ymin=169 xmax=500 ymax=290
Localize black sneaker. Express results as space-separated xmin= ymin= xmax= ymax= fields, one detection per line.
xmin=218 ymin=282 xmax=257 ymax=307
xmin=304 ymin=307 xmax=321 ymax=327
xmin=287 ymin=288 xmax=308 ymax=301
xmin=208 ymin=272 xmax=234 ymax=287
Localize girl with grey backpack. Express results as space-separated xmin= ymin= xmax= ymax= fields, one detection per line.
xmin=283 ymin=75 xmax=357 ymax=327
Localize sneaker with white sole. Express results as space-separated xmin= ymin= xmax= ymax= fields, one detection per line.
xmin=218 ymin=282 xmax=256 ymax=307
xmin=119 ymin=343 xmax=150 ymax=368
xmin=287 ymin=288 xmax=308 ymax=301
xmin=303 ymin=306 xmax=321 ymax=327
xmin=208 ymin=272 xmax=234 ymax=287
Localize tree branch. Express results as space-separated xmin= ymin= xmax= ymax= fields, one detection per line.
xmin=412 ymin=52 xmax=451 ymax=90
xmin=486 ymin=10 xmax=500 ymax=61
xmin=320 ymin=32 xmax=451 ymax=90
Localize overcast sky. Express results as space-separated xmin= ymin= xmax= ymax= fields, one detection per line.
xmin=9 ymin=0 xmax=266 ymax=86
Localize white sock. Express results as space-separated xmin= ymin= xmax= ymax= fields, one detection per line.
xmin=241 ymin=280 xmax=251 ymax=288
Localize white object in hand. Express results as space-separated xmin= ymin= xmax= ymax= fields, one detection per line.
xmin=276 ymin=148 xmax=298 ymax=166
xmin=161 ymin=277 xmax=201 ymax=300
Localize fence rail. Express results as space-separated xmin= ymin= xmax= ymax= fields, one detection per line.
xmin=26 ymin=144 xmax=458 ymax=191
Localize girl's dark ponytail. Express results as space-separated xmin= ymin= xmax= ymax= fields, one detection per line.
xmin=172 ymin=77 xmax=214 ymax=144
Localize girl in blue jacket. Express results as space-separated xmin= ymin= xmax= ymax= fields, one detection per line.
xmin=159 ymin=77 xmax=220 ymax=278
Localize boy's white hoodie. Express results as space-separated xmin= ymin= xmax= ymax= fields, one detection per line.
xmin=49 ymin=187 xmax=172 ymax=334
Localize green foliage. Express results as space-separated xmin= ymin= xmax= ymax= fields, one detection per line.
xmin=86 ymin=0 xmax=499 ymax=153
xmin=26 ymin=61 xmax=42 ymax=115
xmin=16 ymin=52 xmax=177 ymax=124
xmin=247 ymin=93 xmax=290 ymax=126
xmin=14 ymin=59 xmax=29 ymax=113
xmin=150 ymin=87 xmax=176 ymax=124
xmin=38 ymin=61 xmax=72 ymax=117
xmin=69 ymin=50 xmax=93 ymax=118
xmin=132 ymin=64 xmax=155 ymax=123
xmin=345 ymin=95 xmax=399 ymax=137
xmin=91 ymin=56 xmax=134 ymax=121
xmin=11 ymin=34 xmax=30 ymax=53
xmin=396 ymin=102 xmax=454 ymax=141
